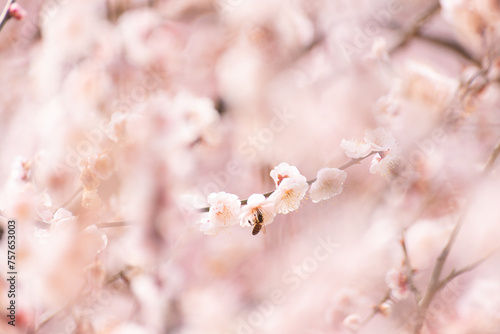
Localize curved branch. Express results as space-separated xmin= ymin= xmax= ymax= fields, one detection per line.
xmin=436 ymin=246 xmax=500 ymax=292
xmin=389 ymin=2 xmax=441 ymax=54
xmin=196 ymin=151 xmax=380 ymax=212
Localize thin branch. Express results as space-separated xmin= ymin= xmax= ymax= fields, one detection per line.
xmin=361 ymin=289 xmax=391 ymax=327
xmin=412 ymin=211 xmax=466 ymax=334
xmin=55 ymin=187 xmax=83 ymax=212
xmin=95 ymin=221 xmax=132 ymax=229
xmin=401 ymin=237 xmax=421 ymax=301
xmin=196 ymin=151 xmax=380 ymax=212
xmin=414 ymin=32 xmax=480 ymax=65
xmin=483 ymin=138 xmax=500 ymax=175
xmin=0 ymin=0 xmax=15 ymax=32
xmin=436 ymin=246 xmax=500 ymax=292
xmin=389 ymin=2 xmax=441 ymax=54
xmin=34 ymin=266 xmax=137 ymax=332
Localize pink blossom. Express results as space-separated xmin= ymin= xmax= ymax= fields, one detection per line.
xmin=199 ymin=192 xmax=241 ymax=235
xmin=369 ymin=147 xmax=399 ymax=175
xmin=386 ymin=268 xmax=410 ymax=301
xmin=239 ymin=194 xmax=276 ymax=228
xmin=340 ymin=139 xmax=373 ymax=159
xmin=270 ymin=162 xmax=301 ymax=187
xmin=269 ymin=175 xmax=308 ymax=214
xmin=364 ymin=127 xmax=396 ymax=151
xmin=309 ymin=168 xmax=347 ymax=203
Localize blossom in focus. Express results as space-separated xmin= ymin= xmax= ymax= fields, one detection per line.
xmin=370 ymin=147 xmax=399 ymax=175
xmin=364 ymin=127 xmax=396 ymax=151
xmin=199 ymin=192 xmax=241 ymax=234
xmin=270 ymin=162 xmax=301 ymax=187
xmin=269 ymin=175 xmax=308 ymax=214
xmin=386 ymin=268 xmax=410 ymax=301
xmin=239 ymin=194 xmax=276 ymax=228
xmin=340 ymin=139 xmax=372 ymax=159
xmin=309 ymin=168 xmax=347 ymax=203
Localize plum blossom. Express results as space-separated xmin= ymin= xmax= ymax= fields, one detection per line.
xmin=200 ymin=192 xmax=241 ymax=235
xmin=370 ymin=147 xmax=399 ymax=175
xmin=364 ymin=127 xmax=396 ymax=151
xmin=340 ymin=139 xmax=373 ymax=159
xmin=309 ymin=168 xmax=347 ymax=203
xmin=386 ymin=268 xmax=410 ymax=301
xmin=270 ymin=162 xmax=301 ymax=187
xmin=269 ymin=175 xmax=308 ymax=214
xmin=239 ymin=194 xmax=276 ymax=228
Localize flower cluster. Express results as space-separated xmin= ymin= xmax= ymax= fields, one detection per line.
xmin=199 ymin=128 xmax=397 ymax=235
xmin=199 ymin=163 xmax=347 ymax=235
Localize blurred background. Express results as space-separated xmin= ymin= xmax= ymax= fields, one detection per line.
xmin=0 ymin=0 xmax=500 ymax=333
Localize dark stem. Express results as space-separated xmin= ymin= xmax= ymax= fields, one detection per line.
xmin=389 ymin=2 xmax=441 ymax=54
xmin=0 ymin=0 xmax=15 ymax=32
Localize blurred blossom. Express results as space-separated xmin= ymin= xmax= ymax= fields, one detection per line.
xmin=106 ymin=112 xmax=132 ymax=143
xmin=379 ymin=301 xmax=393 ymax=317
xmin=49 ymin=208 xmax=76 ymax=229
xmin=386 ymin=268 xmax=410 ymax=301
xmin=79 ymin=165 xmax=100 ymax=191
xmin=364 ymin=127 xmax=396 ymax=151
xmin=10 ymin=156 xmax=33 ymax=183
xmin=309 ymin=168 xmax=347 ymax=203
xmin=0 ymin=0 xmax=498 ymax=333
xmin=82 ymin=188 xmax=102 ymax=209
xmin=340 ymin=139 xmax=373 ymax=159
xmin=369 ymin=147 xmax=399 ymax=175
xmin=87 ymin=153 xmax=114 ymax=180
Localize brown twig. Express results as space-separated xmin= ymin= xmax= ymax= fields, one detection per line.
xmin=483 ymin=138 xmax=500 ymax=175
xmin=34 ymin=266 xmax=137 ymax=332
xmin=95 ymin=221 xmax=132 ymax=229
xmin=401 ymin=237 xmax=421 ymax=301
xmin=414 ymin=32 xmax=480 ymax=65
xmin=196 ymin=151 xmax=380 ymax=212
xmin=436 ymin=246 xmax=500 ymax=292
xmin=412 ymin=212 xmax=466 ymax=334
xmin=361 ymin=289 xmax=392 ymax=327
xmin=389 ymin=2 xmax=441 ymax=54
xmin=0 ymin=0 xmax=15 ymax=32
xmin=55 ymin=187 xmax=83 ymax=212
xmin=411 ymin=138 xmax=500 ymax=333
